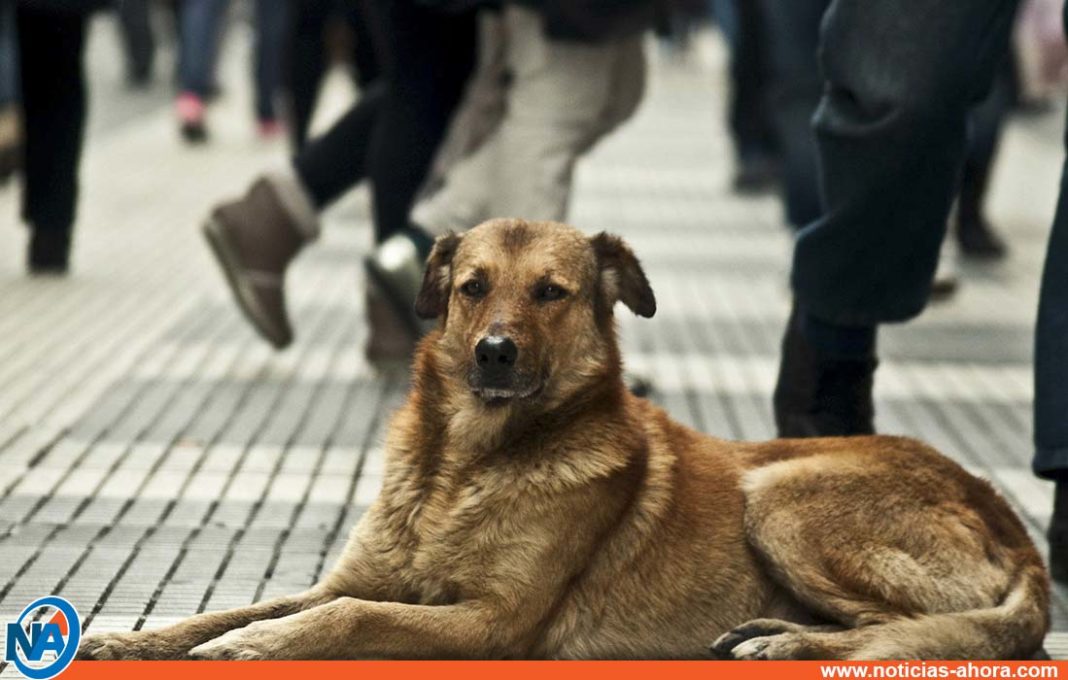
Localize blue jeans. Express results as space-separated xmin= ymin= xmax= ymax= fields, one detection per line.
xmin=178 ymin=0 xmax=288 ymax=120
xmin=1034 ymin=4 xmax=1068 ymax=479
xmin=177 ymin=0 xmax=228 ymax=98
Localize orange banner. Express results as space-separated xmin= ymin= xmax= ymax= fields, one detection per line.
xmin=57 ymin=660 xmax=1068 ymax=680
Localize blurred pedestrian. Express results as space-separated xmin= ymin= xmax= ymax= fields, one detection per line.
xmin=770 ymin=0 xmax=1020 ymax=438
xmin=15 ymin=0 xmax=103 ymax=274
xmin=365 ymin=0 xmax=653 ymax=338
xmin=285 ymin=0 xmax=378 ymax=149
xmin=116 ymin=0 xmax=155 ymax=87
xmin=766 ymin=0 xmax=1022 ymax=438
xmin=758 ymin=0 xmax=1021 ymax=249
xmin=0 ymin=0 xmax=18 ymax=183
xmin=955 ymin=54 xmax=1017 ymax=259
xmin=201 ymin=0 xmax=478 ymax=358
xmin=176 ymin=0 xmax=288 ymax=142
xmin=722 ymin=0 xmax=779 ymax=194
xmin=1030 ymin=0 xmax=1068 ymax=586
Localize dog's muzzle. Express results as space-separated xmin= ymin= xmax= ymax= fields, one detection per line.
xmin=469 ymin=335 xmax=541 ymax=403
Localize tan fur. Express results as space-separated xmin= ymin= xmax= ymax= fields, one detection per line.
xmin=78 ymin=219 xmax=1049 ymax=661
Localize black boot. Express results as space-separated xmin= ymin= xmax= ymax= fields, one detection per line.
xmin=957 ymin=213 xmax=1008 ymax=260
xmin=1048 ymin=481 xmax=1068 ymax=584
xmin=773 ymin=306 xmax=877 ymax=438
xmin=28 ymin=229 xmax=71 ymax=275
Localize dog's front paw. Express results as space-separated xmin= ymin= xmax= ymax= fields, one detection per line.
xmin=189 ymin=623 xmax=275 ymax=660
xmin=729 ymin=633 xmax=811 ymax=660
xmin=710 ymin=619 xmax=800 ymax=659
xmin=78 ymin=631 xmax=169 ymax=660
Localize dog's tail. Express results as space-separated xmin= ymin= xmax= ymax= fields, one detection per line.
xmin=851 ymin=559 xmax=1050 ymax=660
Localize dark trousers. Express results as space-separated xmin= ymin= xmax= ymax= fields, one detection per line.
xmin=293 ymin=82 xmax=383 ymax=210
xmin=286 ymin=0 xmax=377 ymax=149
xmin=782 ymin=0 xmax=1016 ymax=326
xmin=1033 ymin=5 xmax=1068 ymax=479
xmin=18 ymin=5 xmax=88 ymax=234
xmin=758 ymin=0 xmax=825 ymax=229
xmin=960 ymin=55 xmax=1017 ymax=224
xmin=292 ymin=0 xmax=476 ymax=243
xmin=252 ymin=0 xmax=287 ymax=121
xmin=116 ymin=0 xmax=154 ymax=82
xmin=762 ymin=0 xmax=1020 ymax=234
xmin=727 ymin=0 xmax=776 ymax=165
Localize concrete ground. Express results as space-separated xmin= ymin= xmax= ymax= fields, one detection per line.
xmin=1 ymin=15 xmax=1067 ymax=667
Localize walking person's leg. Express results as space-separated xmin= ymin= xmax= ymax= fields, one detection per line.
xmin=728 ymin=0 xmax=779 ymax=194
xmin=17 ymin=3 xmax=88 ymax=274
xmin=413 ymin=6 xmax=645 ymax=235
xmin=1034 ymin=0 xmax=1068 ymax=584
xmin=491 ymin=8 xmax=643 ymax=220
xmin=757 ymin=0 xmax=827 ymax=230
xmin=0 ymin=0 xmax=19 ymax=182
xmin=1036 ymin=135 xmax=1068 ymax=581
xmin=202 ymin=0 xmax=475 ymax=355
xmin=176 ymin=0 xmax=229 ymax=142
xmin=773 ymin=0 xmax=1018 ymax=437
xmin=360 ymin=0 xmax=478 ymax=357
xmin=202 ymin=84 xmax=384 ymax=350
xmin=117 ymin=0 xmax=155 ymax=86
xmin=956 ymin=53 xmax=1017 ymax=259
xmin=284 ymin=0 xmax=332 ymax=148
xmin=253 ymin=0 xmax=288 ymax=134
xmin=363 ymin=0 xmax=477 ymax=245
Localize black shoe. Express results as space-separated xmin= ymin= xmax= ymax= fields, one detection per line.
xmin=28 ymin=230 xmax=71 ymax=275
xmin=181 ymin=120 xmax=208 ymax=144
xmin=957 ymin=215 xmax=1008 ymax=260
xmin=773 ymin=306 xmax=877 ymax=438
xmin=1048 ymin=481 xmax=1068 ymax=584
xmin=732 ymin=153 xmax=781 ymax=195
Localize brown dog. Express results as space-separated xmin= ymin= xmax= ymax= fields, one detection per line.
xmin=78 ymin=218 xmax=1049 ymax=660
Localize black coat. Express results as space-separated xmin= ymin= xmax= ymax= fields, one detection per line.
xmin=415 ymin=0 xmax=658 ymax=43
xmin=17 ymin=0 xmax=109 ymax=14
xmin=516 ymin=0 xmax=657 ymax=43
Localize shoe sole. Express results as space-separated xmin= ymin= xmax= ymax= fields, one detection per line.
xmin=202 ymin=215 xmax=292 ymax=349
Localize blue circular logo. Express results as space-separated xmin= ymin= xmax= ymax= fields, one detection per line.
xmin=5 ymin=596 xmax=80 ymax=679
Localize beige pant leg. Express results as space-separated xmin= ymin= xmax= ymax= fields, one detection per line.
xmin=413 ymin=6 xmax=647 ymax=235
xmin=421 ymin=11 xmax=509 ymax=194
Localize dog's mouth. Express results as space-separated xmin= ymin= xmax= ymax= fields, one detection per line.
xmin=470 ymin=380 xmax=544 ymax=406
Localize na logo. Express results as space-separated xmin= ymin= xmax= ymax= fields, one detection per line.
xmin=4 ymin=596 xmax=81 ymax=679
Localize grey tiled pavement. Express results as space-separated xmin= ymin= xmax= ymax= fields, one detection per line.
xmin=2 ymin=16 xmax=1068 ymax=667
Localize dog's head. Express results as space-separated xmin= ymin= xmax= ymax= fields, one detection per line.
xmin=414 ymin=218 xmax=655 ymax=415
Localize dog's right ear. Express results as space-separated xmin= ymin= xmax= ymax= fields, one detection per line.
xmin=415 ymin=232 xmax=462 ymax=320
xmin=590 ymin=232 xmax=656 ymax=318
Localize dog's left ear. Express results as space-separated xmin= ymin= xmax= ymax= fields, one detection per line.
xmin=415 ymin=232 xmax=462 ymax=320
xmin=590 ymin=232 xmax=656 ymax=318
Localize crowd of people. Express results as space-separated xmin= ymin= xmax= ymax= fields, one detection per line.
xmin=4 ymin=0 xmax=1068 ymax=584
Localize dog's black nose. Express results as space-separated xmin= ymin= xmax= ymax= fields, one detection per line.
xmin=476 ymin=336 xmax=517 ymax=369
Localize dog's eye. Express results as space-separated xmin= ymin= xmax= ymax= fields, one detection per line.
xmin=460 ymin=280 xmax=485 ymax=298
xmin=536 ymin=284 xmax=567 ymax=302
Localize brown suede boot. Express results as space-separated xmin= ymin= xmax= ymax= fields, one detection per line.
xmin=202 ymin=174 xmax=318 ymax=349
